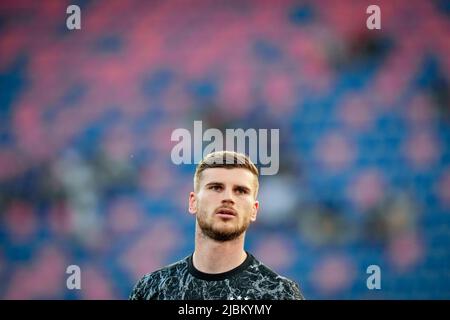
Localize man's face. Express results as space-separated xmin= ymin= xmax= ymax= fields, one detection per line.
xmin=189 ymin=168 xmax=259 ymax=242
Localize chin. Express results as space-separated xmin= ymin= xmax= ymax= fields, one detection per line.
xmin=213 ymin=224 xmax=236 ymax=233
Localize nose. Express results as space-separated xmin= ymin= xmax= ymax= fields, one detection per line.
xmin=221 ymin=188 xmax=235 ymax=206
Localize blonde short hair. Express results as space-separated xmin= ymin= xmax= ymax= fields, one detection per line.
xmin=194 ymin=151 xmax=259 ymax=196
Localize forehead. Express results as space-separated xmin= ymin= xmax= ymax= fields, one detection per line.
xmin=200 ymin=168 xmax=256 ymax=188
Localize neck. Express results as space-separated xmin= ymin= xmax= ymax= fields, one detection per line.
xmin=193 ymin=223 xmax=247 ymax=274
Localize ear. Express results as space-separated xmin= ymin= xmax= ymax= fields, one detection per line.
xmin=250 ymin=200 xmax=259 ymax=222
xmin=188 ymin=192 xmax=198 ymax=215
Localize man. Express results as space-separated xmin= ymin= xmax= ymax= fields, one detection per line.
xmin=130 ymin=151 xmax=304 ymax=300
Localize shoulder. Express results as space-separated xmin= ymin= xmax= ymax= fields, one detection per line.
xmin=276 ymin=276 xmax=305 ymax=300
xmin=249 ymin=254 xmax=305 ymax=300
xmin=129 ymin=256 xmax=189 ymax=300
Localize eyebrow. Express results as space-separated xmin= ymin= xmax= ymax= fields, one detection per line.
xmin=205 ymin=182 xmax=251 ymax=192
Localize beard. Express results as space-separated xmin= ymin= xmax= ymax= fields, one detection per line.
xmin=197 ymin=211 xmax=250 ymax=242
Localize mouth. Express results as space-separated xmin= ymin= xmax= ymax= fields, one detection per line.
xmin=215 ymin=208 xmax=237 ymax=217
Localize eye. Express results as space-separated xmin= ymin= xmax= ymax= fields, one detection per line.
xmin=210 ymin=185 xmax=222 ymax=191
xmin=235 ymin=187 xmax=248 ymax=194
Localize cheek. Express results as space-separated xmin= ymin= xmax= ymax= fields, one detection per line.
xmin=197 ymin=195 xmax=213 ymax=213
xmin=203 ymin=193 xmax=220 ymax=206
xmin=240 ymin=198 xmax=255 ymax=212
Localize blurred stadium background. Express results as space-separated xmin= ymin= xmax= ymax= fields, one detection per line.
xmin=0 ymin=0 xmax=449 ymax=299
